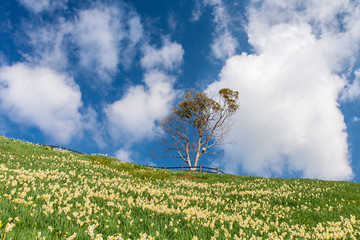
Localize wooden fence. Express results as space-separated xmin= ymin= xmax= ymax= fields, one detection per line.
xmin=40 ymin=145 xmax=225 ymax=174
xmin=144 ymin=165 xmax=225 ymax=174
xmin=40 ymin=144 xmax=87 ymax=155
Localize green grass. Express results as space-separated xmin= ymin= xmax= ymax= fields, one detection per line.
xmin=0 ymin=136 xmax=359 ymax=239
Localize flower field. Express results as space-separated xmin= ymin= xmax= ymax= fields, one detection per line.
xmin=0 ymin=136 xmax=360 ymax=240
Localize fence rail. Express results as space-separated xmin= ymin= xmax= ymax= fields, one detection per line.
xmin=39 ymin=144 xmax=225 ymax=174
xmin=144 ymin=165 xmax=225 ymax=174
xmin=40 ymin=144 xmax=87 ymax=155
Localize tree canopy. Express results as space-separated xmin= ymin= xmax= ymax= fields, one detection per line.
xmin=159 ymin=88 xmax=239 ymax=169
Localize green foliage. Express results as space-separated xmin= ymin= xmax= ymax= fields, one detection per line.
xmin=160 ymin=88 xmax=240 ymax=168
xmin=173 ymin=88 xmax=239 ymax=128
xmin=174 ymin=91 xmax=219 ymax=127
xmin=218 ymin=88 xmax=239 ymax=112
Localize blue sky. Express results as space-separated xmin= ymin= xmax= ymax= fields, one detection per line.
xmin=1 ymin=0 xmax=360 ymax=182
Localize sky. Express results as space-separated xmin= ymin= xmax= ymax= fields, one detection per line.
xmin=1 ymin=0 xmax=360 ymax=182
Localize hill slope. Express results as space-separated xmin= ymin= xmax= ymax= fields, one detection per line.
xmin=0 ymin=136 xmax=359 ymax=239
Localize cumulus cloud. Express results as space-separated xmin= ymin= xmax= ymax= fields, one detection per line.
xmin=72 ymin=6 xmax=143 ymax=80
xmin=106 ymin=71 xmax=177 ymax=142
xmin=140 ymin=39 xmax=184 ymax=71
xmin=191 ymin=0 xmax=203 ymax=21
xmin=203 ymin=0 xmax=238 ymax=59
xmin=128 ymin=16 xmax=143 ymax=46
xmin=115 ymin=148 xmax=133 ymax=163
xmin=352 ymin=116 xmax=360 ymax=123
xmin=206 ymin=0 xmax=360 ymax=180
xmin=72 ymin=5 xmax=143 ymax=77
xmin=0 ymin=63 xmax=83 ymax=143
xmin=168 ymin=13 xmax=178 ymax=31
xmin=18 ymin=0 xmax=67 ymax=13
xmin=211 ymin=30 xmax=238 ymax=60
xmin=23 ymin=3 xmax=143 ymax=82
xmin=3 ymin=2 xmax=144 ymax=142
xmin=25 ymin=23 xmax=69 ymax=70
xmin=73 ymin=7 xmax=120 ymax=79
xmin=340 ymin=70 xmax=360 ymax=102
xmin=106 ymin=39 xmax=183 ymax=143
xmin=3 ymin=1 xmax=147 ymax=144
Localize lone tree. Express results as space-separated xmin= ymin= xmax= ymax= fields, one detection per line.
xmin=159 ymin=88 xmax=239 ymax=170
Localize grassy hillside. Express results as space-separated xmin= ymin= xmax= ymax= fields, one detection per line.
xmin=0 ymin=136 xmax=359 ymax=240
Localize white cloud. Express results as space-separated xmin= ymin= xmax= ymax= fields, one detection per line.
xmin=18 ymin=0 xmax=50 ymax=13
xmin=211 ymin=30 xmax=238 ymax=60
xmin=5 ymin=2 xmax=148 ymax=146
xmin=168 ymin=14 xmax=177 ymax=31
xmin=106 ymin=71 xmax=177 ymax=142
xmin=0 ymin=63 xmax=83 ymax=143
xmin=340 ymin=70 xmax=360 ymax=102
xmin=140 ymin=39 xmax=184 ymax=71
xmin=115 ymin=148 xmax=133 ymax=163
xmin=191 ymin=0 xmax=203 ymax=21
xmin=203 ymin=0 xmax=238 ymax=59
xmin=128 ymin=16 xmax=143 ymax=46
xmin=25 ymin=23 xmax=69 ymax=70
xmin=206 ymin=0 xmax=360 ymax=181
xmin=106 ymin=38 xmax=183 ymax=143
xmin=18 ymin=0 xmax=67 ymax=13
xmin=74 ymin=7 xmax=120 ymax=79
xmin=247 ymin=0 xmax=360 ymax=70
xmin=23 ymin=3 xmax=143 ymax=82
xmin=69 ymin=5 xmax=143 ymax=81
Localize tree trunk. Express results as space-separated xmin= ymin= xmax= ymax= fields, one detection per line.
xmin=190 ymin=161 xmax=197 ymax=171
xmin=193 ymin=134 xmax=202 ymax=171
xmin=187 ymin=159 xmax=193 ymax=170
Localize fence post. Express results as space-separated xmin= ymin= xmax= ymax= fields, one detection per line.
xmin=200 ymin=165 xmax=202 ymax=172
xmin=217 ymin=167 xmax=219 ymax=174
xmin=181 ymin=166 xmax=183 ymax=171
xmin=164 ymin=166 xmax=167 ymax=170
xmin=147 ymin=164 xmax=149 ymax=167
